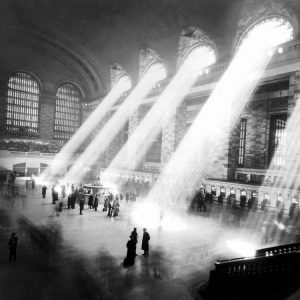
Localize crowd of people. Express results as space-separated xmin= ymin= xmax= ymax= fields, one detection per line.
xmin=48 ymin=183 xmax=138 ymax=219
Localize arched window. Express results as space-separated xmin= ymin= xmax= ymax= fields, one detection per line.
xmin=54 ymin=83 xmax=82 ymax=139
xmin=6 ymin=72 xmax=40 ymax=134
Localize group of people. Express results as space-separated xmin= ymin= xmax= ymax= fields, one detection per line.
xmin=103 ymin=194 xmax=120 ymax=217
xmin=123 ymin=228 xmax=150 ymax=267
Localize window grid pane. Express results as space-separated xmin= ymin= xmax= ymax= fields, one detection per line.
xmin=238 ymin=119 xmax=247 ymax=166
xmin=269 ymin=114 xmax=287 ymax=166
xmin=54 ymin=83 xmax=81 ymax=139
xmin=5 ymin=72 xmax=40 ymax=133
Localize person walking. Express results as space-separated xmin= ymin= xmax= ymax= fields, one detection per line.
xmin=141 ymin=228 xmax=150 ymax=257
xmin=8 ymin=232 xmax=18 ymax=263
xmin=42 ymin=185 xmax=47 ymax=198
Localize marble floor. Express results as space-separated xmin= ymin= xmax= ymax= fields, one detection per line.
xmin=0 ymin=185 xmax=299 ymax=300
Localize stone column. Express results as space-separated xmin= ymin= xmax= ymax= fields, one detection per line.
xmin=39 ymin=84 xmax=56 ymax=140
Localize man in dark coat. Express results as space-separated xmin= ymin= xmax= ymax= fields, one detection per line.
xmin=141 ymin=228 xmax=150 ymax=257
xmin=52 ymin=185 xmax=58 ymax=204
xmin=79 ymin=194 xmax=85 ymax=215
xmin=93 ymin=195 xmax=99 ymax=211
xmin=88 ymin=194 xmax=94 ymax=209
xmin=130 ymin=228 xmax=138 ymax=256
xmin=8 ymin=232 xmax=18 ymax=263
xmin=123 ymin=236 xmax=136 ymax=267
xmin=42 ymin=185 xmax=47 ymax=198
xmin=71 ymin=192 xmax=77 ymax=209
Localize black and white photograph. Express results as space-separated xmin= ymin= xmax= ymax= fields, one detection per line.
xmin=0 ymin=0 xmax=300 ymax=299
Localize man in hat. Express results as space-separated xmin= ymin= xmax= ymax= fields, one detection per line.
xmin=141 ymin=228 xmax=150 ymax=257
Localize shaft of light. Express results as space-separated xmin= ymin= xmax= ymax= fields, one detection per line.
xmin=143 ymin=19 xmax=292 ymax=214
xmin=107 ymin=46 xmax=216 ymax=173
xmin=43 ymin=76 xmax=131 ymax=180
xmin=63 ymin=63 xmax=166 ymax=184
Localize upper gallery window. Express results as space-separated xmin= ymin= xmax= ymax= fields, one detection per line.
xmin=54 ymin=83 xmax=82 ymax=139
xmin=6 ymin=72 xmax=40 ymax=134
xmin=238 ymin=119 xmax=247 ymax=166
xmin=268 ymin=114 xmax=287 ymax=166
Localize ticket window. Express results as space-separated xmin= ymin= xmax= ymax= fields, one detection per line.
xmin=289 ymin=196 xmax=299 ymax=218
xmin=211 ymin=186 xmax=216 ymax=196
xmin=248 ymin=191 xmax=258 ymax=209
xmin=230 ymin=189 xmax=236 ymax=197
xmin=276 ymin=194 xmax=284 ymax=208
xmin=220 ymin=187 xmax=226 ymax=198
xmin=261 ymin=193 xmax=270 ymax=211
xmin=291 ymin=196 xmax=299 ymax=205
xmin=240 ymin=190 xmax=247 ymax=207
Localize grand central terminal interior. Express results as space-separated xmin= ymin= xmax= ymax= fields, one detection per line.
xmin=0 ymin=0 xmax=300 ymax=299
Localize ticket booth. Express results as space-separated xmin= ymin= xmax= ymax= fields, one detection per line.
xmin=240 ymin=189 xmax=247 ymax=208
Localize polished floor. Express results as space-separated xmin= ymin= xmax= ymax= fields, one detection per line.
xmin=0 ymin=185 xmax=299 ymax=300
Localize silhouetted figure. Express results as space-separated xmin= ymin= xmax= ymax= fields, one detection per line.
xmin=123 ymin=236 xmax=136 ymax=267
xmin=218 ymin=194 xmax=223 ymax=205
xmin=141 ymin=228 xmax=150 ymax=257
xmin=52 ymin=186 xmax=58 ymax=204
xmin=240 ymin=190 xmax=247 ymax=208
xmin=8 ymin=232 xmax=18 ymax=263
xmin=88 ymin=194 xmax=94 ymax=209
xmin=113 ymin=200 xmax=120 ymax=217
xmin=125 ymin=191 xmax=129 ymax=203
xmin=32 ymin=179 xmax=35 ymax=189
xmin=67 ymin=194 xmax=72 ymax=209
xmin=103 ymin=197 xmax=108 ymax=211
xmin=42 ymin=185 xmax=47 ymax=198
xmin=289 ymin=197 xmax=298 ymax=219
xmin=93 ymin=196 xmax=99 ymax=211
xmin=130 ymin=228 xmax=138 ymax=256
xmin=108 ymin=198 xmax=114 ymax=217
xmin=276 ymin=194 xmax=284 ymax=220
xmin=79 ymin=194 xmax=85 ymax=215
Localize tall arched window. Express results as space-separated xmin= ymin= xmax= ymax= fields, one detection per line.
xmin=54 ymin=83 xmax=82 ymax=139
xmin=6 ymin=72 xmax=40 ymax=134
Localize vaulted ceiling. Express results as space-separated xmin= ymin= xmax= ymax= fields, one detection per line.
xmin=0 ymin=0 xmax=299 ymax=100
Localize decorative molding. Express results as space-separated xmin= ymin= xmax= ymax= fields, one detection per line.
xmin=139 ymin=46 xmax=163 ymax=80
xmin=235 ymin=0 xmax=298 ymax=51
xmin=110 ymin=63 xmax=129 ymax=89
xmin=178 ymin=26 xmax=216 ymax=69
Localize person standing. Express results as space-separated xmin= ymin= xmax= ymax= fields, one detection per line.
xmin=42 ymin=185 xmax=47 ymax=198
xmin=79 ymin=193 xmax=85 ymax=215
xmin=123 ymin=235 xmax=136 ymax=267
xmin=93 ymin=195 xmax=99 ymax=211
xmin=141 ymin=228 xmax=150 ymax=257
xmin=8 ymin=232 xmax=18 ymax=263
xmin=88 ymin=194 xmax=94 ymax=209
xmin=130 ymin=228 xmax=138 ymax=256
